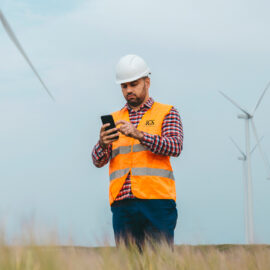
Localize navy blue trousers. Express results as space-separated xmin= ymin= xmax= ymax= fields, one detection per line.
xmin=111 ymin=199 xmax=178 ymax=249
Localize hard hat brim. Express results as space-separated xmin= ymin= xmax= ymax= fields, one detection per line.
xmin=115 ymin=70 xmax=151 ymax=84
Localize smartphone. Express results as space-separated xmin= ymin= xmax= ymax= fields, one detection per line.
xmin=101 ymin=114 xmax=119 ymax=140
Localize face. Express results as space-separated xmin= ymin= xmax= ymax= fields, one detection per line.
xmin=121 ymin=77 xmax=150 ymax=108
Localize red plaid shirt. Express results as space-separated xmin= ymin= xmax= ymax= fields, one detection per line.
xmin=92 ymin=97 xmax=183 ymax=201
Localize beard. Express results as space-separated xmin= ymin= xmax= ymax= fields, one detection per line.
xmin=126 ymin=82 xmax=147 ymax=107
xmin=126 ymin=95 xmax=144 ymax=107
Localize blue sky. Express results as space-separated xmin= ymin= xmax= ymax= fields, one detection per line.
xmin=0 ymin=0 xmax=270 ymax=246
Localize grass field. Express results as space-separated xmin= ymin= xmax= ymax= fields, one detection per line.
xmin=1 ymin=241 xmax=270 ymax=270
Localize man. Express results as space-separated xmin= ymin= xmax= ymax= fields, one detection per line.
xmin=92 ymin=54 xmax=183 ymax=249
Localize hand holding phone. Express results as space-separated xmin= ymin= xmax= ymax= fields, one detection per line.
xmin=99 ymin=115 xmax=119 ymax=148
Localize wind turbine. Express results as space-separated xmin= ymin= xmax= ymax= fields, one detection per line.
xmin=0 ymin=9 xmax=54 ymax=101
xmin=230 ymin=137 xmax=263 ymax=244
xmin=220 ymin=81 xmax=270 ymax=244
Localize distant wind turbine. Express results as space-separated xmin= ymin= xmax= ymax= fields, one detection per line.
xmin=230 ymin=136 xmax=263 ymax=244
xmin=0 ymin=9 xmax=55 ymax=101
xmin=220 ymin=81 xmax=270 ymax=244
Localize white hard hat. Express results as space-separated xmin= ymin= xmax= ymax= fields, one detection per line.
xmin=115 ymin=54 xmax=151 ymax=84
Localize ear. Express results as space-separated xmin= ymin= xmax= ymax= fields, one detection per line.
xmin=145 ymin=77 xmax=150 ymax=89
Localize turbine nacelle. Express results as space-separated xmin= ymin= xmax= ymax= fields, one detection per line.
xmin=238 ymin=114 xmax=252 ymax=119
xmin=238 ymin=157 xmax=246 ymax=161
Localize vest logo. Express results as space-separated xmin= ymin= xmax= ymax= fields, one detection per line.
xmin=145 ymin=120 xmax=155 ymax=126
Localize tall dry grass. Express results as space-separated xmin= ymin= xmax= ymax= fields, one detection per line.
xmin=0 ymin=231 xmax=270 ymax=269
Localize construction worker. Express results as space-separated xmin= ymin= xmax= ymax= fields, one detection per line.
xmin=92 ymin=54 xmax=183 ymax=249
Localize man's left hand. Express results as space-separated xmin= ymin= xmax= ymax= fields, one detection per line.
xmin=116 ymin=120 xmax=144 ymax=141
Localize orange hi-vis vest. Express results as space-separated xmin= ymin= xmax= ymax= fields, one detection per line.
xmin=109 ymin=102 xmax=176 ymax=205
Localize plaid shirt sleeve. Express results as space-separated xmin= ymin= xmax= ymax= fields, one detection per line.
xmin=91 ymin=141 xmax=112 ymax=167
xmin=140 ymin=107 xmax=183 ymax=156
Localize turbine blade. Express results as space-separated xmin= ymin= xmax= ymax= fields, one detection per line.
xmin=253 ymin=81 xmax=270 ymax=115
xmin=230 ymin=137 xmax=245 ymax=157
xmin=0 ymin=10 xmax=55 ymax=101
xmin=251 ymin=119 xmax=270 ymax=178
xmin=219 ymin=91 xmax=249 ymax=115
xmin=250 ymin=136 xmax=264 ymax=155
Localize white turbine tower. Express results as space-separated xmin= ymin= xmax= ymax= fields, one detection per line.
xmin=230 ymin=137 xmax=262 ymax=244
xmin=0 ymin=9 xmax=54 ymax=101
xmin=220 ymin=81 xmax=270 ymax=244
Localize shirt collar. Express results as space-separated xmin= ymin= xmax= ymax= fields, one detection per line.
xmin=124 ymin=97 xmax=154 ymax=112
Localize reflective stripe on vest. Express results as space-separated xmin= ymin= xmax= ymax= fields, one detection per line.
xmin=110 ymin=167 xmax=175 ymax=181
xmin=111 ymin=145 xmax=132 ymax=159
xmin=111 ymin=144 xmax=146 ymax=159
xmin=132 ymin=167 xmax=175 ymax=180
xmin=109 ymin=168 xmax=130 ymax=181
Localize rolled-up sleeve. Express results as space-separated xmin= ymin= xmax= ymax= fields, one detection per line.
xmin=91 ymin=142 xmax=112 ymax=167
